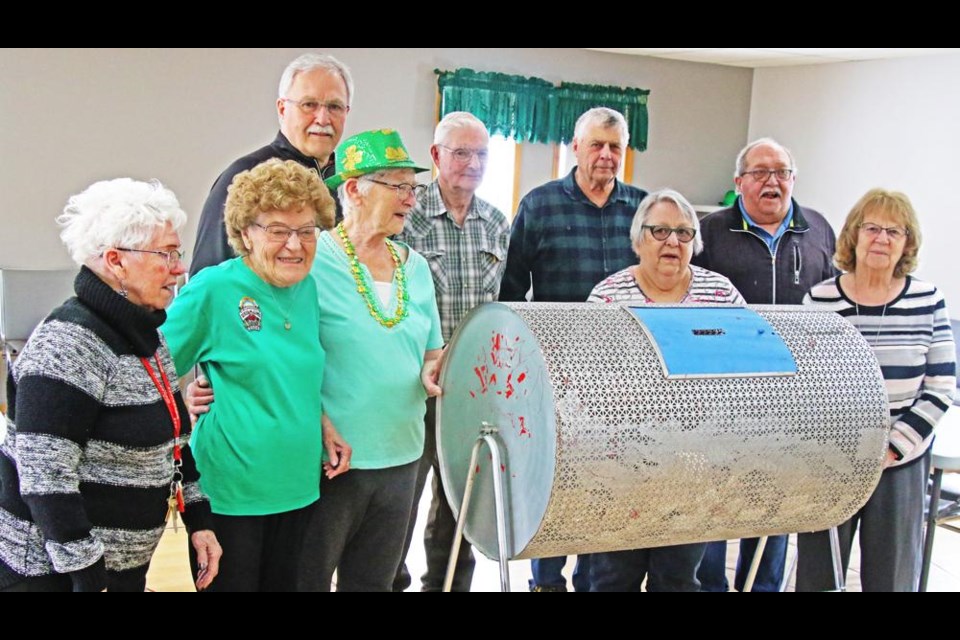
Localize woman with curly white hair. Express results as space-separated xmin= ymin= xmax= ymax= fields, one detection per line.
xmin=0 ymin=178 xmax=221 ymax=592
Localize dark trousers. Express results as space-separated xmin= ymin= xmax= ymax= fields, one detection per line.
xmin=590 ymin=543 xmax=707 ymax=592
xmin=302 ymin=461 xmax=419 ymax=592
xmin=193 ymin=501 xmax=316 ymax=592
xmin=0 ymin=573 xmax=71 ymax=592
xmin=530 ymin=555 xmax=591 ymax=592
xmin=698 ymin=535 xmax=788 ymax=592
xmin=394 ymin=397 xmax=476 ymax=591
xmin=796 ymin=454 xmax=929 ymax=592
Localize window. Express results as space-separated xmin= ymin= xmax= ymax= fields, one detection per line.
xmin=475 ymin=135 xmax=518 ymax=218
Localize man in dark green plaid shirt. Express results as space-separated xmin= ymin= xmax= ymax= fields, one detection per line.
xmin=393 ymin=112 xmax=510 ymax=592
xmin=501 ymin=107 xmax=648 ymax=591
xmin=501 ymin=108 xmax=647 ymax=304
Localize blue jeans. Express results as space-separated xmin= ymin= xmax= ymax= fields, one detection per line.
xmin=698 ymin=536 xmax=788 ymax=592
xmin=529 ymin=555 xmax=591 ymax=591
xmin=589 ymin=543 xmax=706 ymax=592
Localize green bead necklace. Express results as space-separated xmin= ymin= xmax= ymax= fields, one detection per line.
xmin=336 ymin=223 xmax=409 ymax=328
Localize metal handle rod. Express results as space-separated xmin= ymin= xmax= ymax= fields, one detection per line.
xmin=828 ymin=525 xmax=846 ymax=591
xmin=742 ymin=535 xmax=768 ymax=592
xmin=444 ymin=424 xmax=512 ymax=592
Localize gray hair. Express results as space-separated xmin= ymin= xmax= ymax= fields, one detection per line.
xmin=434 ymin=111 xmax=489 ymax=146
xmin=278 ymin=53 xmax=355 ymax=106
xmin=337 ymin=169 xmax=392 ymax=218
xmin=629 ymin=188 xmax=704 ymax=255
xmin=57 ymin=178 xmax=187 ymax=266
xmin=734 ymin=137 xmax=797 ymax=179
xmin=573 ymin=107 xmax=629 ymax=148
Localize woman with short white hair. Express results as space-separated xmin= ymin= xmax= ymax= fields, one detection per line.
xmin=587 ymin=188 xmax=743 ymax=592
xmin=0 ymin=178 xmax=221 ymax=592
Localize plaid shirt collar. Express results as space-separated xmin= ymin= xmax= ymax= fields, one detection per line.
xmin=420 ymin=180 xmax=492 ymax=222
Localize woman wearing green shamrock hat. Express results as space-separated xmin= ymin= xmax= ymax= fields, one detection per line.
xmin=303 ymin=129 xmax=444 ymax=591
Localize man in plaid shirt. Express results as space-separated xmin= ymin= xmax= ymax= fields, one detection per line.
xmin=500 ymin=107 xmax=648 ymax=591
xmin=393 ymin=112 xmax=510 ymax=592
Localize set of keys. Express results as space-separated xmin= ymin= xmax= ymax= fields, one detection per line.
xmin=165 ymin=481 xmax=185 ymax=532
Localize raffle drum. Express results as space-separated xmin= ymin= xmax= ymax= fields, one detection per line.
xmin=436 ymin=303 xmax=890 ymax=561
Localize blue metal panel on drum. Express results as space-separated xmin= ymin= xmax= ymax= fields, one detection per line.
xmin=628 ymin=306 xmax=797 ymax=378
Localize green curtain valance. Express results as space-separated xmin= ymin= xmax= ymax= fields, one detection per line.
xmin=435 ymin=68 xmax=649 ymax=151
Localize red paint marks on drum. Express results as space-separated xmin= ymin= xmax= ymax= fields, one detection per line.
xmin=474 ymin=366 xmax=488 ymax=393
xmin=475 ymin=465 xmax=481 ymax=474
xmin=517 ymin=372 xmax=527 ymax=383
xmin=518 ymin=416 xmax=531 ymax=437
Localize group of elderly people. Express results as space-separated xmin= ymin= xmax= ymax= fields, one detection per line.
xmin=0 ymin=52 xmax=954 ymax=593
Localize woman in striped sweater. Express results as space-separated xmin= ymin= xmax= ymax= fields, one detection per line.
xmin=797 ymin=188 xmax=956 ymax=591
xmin=0 ymin=179 xmax=221 ymax=591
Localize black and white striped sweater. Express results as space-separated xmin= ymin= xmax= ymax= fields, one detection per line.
xmin=0 ymin=267 xmax=212 ymax=591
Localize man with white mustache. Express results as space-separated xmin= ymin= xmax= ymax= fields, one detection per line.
xmin=500 ymin=107 xmax=648 ymax=591
xmin=392 ymin=112 xmax=510 ymax=592
xmin=692 ymin=137 xmax=837 ymax=592
xmin=191 ymin=53 xmax=353 ymax=276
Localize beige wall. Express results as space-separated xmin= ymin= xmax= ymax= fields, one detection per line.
xmin=749 ymin=52 xmax=960 ymax=312
xmin=0 ymin=48 xmax=753 ymax=271
xmin=0 ymin=48 xmax=753 ymax=406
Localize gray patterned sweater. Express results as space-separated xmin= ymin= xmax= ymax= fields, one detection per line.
xmin=0 ymin=267 xmax=212 ymax=591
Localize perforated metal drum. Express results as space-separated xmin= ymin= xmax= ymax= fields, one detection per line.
xmin=437 ymin=302 xmax=890 ymax=560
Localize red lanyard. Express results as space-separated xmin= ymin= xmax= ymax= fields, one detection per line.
xmin=141 ymin=353 xmax=184 ymax=513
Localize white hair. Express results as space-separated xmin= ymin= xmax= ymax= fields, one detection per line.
xmin=433 ymin=111 xmax=488 ymax=146
xmin=629 ymin=188 xmax=704 ymax=255
xmin=573 ymin=107 xmax=629 ymax=148
xmin=734 ymin=137 xmax=797 ymax=179
xmin=337 ymin=170 xmax=391 ymax=218
xmin=57 ymin=178 xmax=187 ymax=266
xmin=278 ymin=53 xmax=354 ymax=106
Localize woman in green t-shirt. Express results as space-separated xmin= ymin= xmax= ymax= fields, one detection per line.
xmin=163 ymin=159 xmax=343 ymax=591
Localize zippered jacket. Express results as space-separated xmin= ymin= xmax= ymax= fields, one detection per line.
xmin=692 ymin=197 xmax=837 ymax=304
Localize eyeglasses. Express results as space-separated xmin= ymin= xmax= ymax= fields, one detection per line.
xmin=642 ymin=225 xmax=697 ymax=243
xmin=116 ymin=247 xmax=185 ymax=266
xmin=364 ymin=178 xmax=428 ymax=200
xmin=740 ymin=168 xmax=794 ymax=182
xmin=282 ymin=98 xmax=349 ymax=117
xmin=859 ymin=222 xmax=908 ymax=241
xmin=438 ymin=145 xmax=489 ymax=163
xmin=251 ymin=223 xmax=321 ymax=244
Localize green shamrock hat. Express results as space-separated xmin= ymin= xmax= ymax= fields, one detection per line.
xmin=325 ymin=128 xmax=429 ymax=189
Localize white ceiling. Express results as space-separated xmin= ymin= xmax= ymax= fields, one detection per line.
xmin=586 ymin=48 xmax=959 ymax=68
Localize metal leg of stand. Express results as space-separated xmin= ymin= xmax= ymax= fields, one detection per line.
xmin=444 ymin=422 xmax=512 ymax=592
xmin=742 ymin=535 xmax=768 ymax=592
xmin=919 ymin=468 xmax=944 ymax=592
xmin=779 ymin=534 xmax=798 ymax=593
xmin=828 ymin=525 xmax=846 ymax=591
